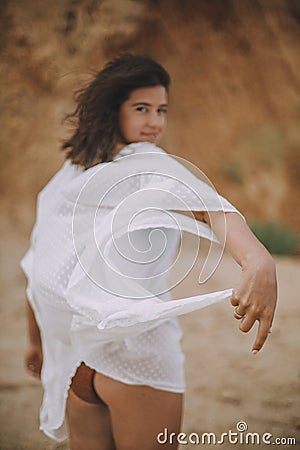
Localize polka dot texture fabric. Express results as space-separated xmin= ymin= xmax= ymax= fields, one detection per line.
xmin=20 ymin=143 xmax=240 ymax=441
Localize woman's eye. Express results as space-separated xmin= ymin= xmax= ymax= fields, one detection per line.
xmin=158 ymin=108 xmax=168 ymax=114
xmin=136 ymin=106 xmax=147 ymax=112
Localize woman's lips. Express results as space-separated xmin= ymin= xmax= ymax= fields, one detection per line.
xmin=141 ymin=133 xmax=159 ymax=140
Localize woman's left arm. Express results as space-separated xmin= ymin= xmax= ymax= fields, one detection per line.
xmin=203 ymin=211 xmax=277 ymax=353
xmin=24 ymin=300 xmax=43 ymax=379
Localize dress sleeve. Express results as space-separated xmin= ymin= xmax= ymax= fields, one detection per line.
xmin=63 ymin=144 xmax=241 ymax=348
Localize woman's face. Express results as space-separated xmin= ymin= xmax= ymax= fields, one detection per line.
xmin=117 ymin=85 xmax=168 ymax=147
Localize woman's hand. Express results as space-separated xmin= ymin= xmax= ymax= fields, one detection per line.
xmin=24 ymin=343 xmax=43 ymax=380
xmin=25 ymin=300 xmax=43 ymax=379
xmin=231 ymin=253 xmax=277 ymax=353
xmin=201 ymin=211 xmax=278 ymax=353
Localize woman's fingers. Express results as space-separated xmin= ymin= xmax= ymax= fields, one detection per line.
xmin=24 ymin=347 xmax=43 ymax=380
xmin=26 ymin=363 xmax=41 ymax=379
xmin=231 ymin=258 xmax=277 ymax=353
xmin=238 ymin=314 xmax=255 ymax=332
xmin=251 ymin=318 xmax=273 ymax=353
xmin=233 ymin=307 xmax=245 ymax=320
xmin=230 ymin=292 xmax=240 ymax=307
xmin=233 ymin=307 xmax=273 ymax=354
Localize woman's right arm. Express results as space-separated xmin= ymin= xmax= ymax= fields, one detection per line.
xmin=24 ymin=300 xmax=43 ymax=379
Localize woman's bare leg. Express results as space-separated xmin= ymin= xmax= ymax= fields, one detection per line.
xmin=66 ymin=365 xmax=115 ymax=450
xmin=66 ymin=390 xmax=115 ymax=450
xmin=93 ymin=372 xmax=183 ymax=450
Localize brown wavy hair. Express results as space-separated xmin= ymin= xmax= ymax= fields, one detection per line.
xmin=62 ymin=54 xmax=170 ymax=169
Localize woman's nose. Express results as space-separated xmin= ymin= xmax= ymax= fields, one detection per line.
xmin=147 ymin=111 xmax=165 ymax=128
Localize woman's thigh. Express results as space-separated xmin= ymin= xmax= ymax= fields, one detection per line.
xmin=67 ymin=364 xmax=115 ymax=450
xmin=93 ymin=371 xmax=183 ymax=450
xmin=66 ymin=389 xmax=116 ymax=450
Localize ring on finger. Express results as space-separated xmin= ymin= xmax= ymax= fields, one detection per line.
xmin=233 ymin=306 xmax=246 ymax=319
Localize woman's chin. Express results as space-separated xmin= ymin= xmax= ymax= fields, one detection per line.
xmin=139 ymin=137 xmax=160 ymax=145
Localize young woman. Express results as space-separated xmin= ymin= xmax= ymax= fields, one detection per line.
xmin=21 ymin=54 xmax=277 ymax=450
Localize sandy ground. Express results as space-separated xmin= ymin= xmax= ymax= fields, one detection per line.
xmin=0 ymin=234 xmax=299 ymax=450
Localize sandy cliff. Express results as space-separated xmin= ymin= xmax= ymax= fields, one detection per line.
xmin=1 ymin=0 xmax=299 ymax=233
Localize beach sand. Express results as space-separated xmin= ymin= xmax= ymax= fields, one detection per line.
xmin=0 ymin=234 xmax=299 ymax=449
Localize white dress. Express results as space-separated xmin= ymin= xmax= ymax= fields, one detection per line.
xmin=20 ymin=142 xmax=241 ymax=441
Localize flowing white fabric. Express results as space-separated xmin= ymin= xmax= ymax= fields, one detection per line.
xmin=20 ymin=142 xmax=241 ymax=441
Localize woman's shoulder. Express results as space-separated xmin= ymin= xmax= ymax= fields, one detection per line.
xmin=129 ymin=142 xmax=167 ymax=155
xmin=113 ymin=142 xmax=167 ymax=160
